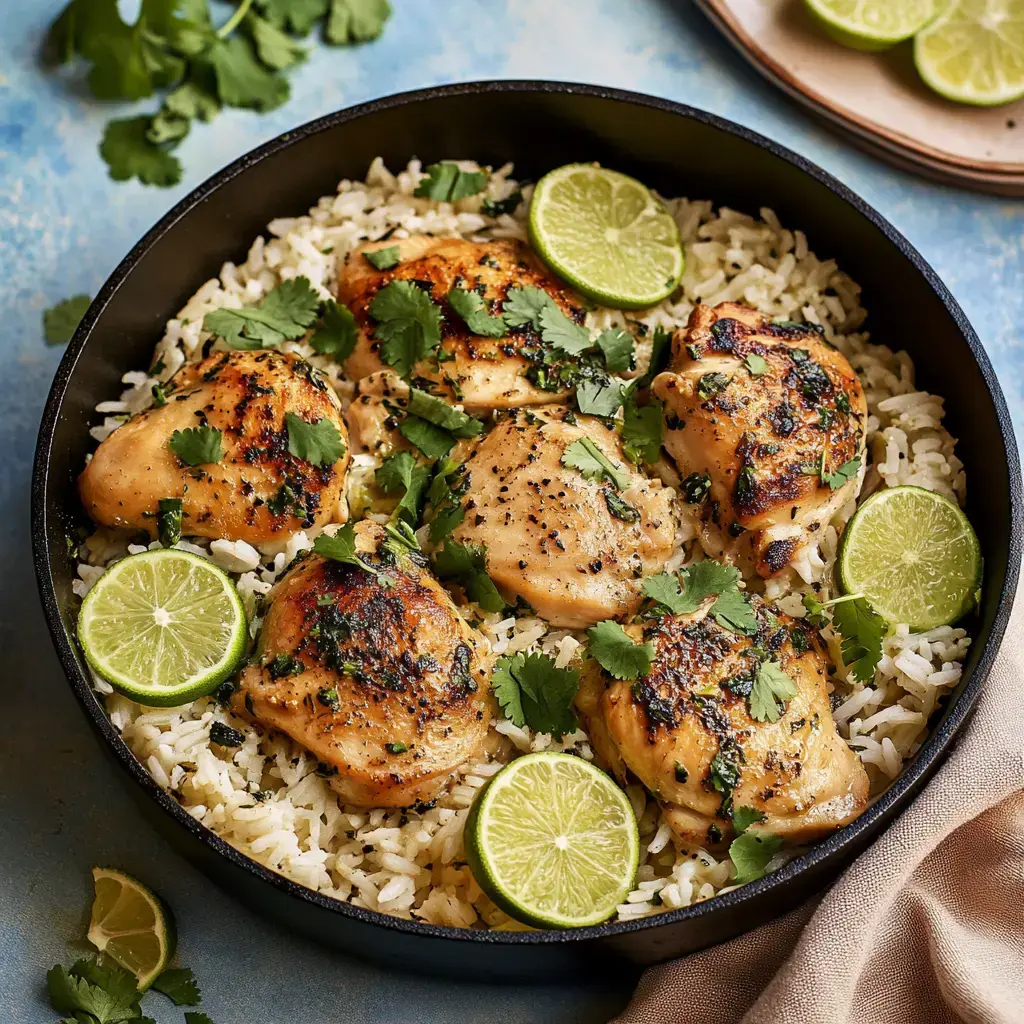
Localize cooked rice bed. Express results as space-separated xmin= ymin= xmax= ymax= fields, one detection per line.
xmin=77 ymin=159 xmax=969 ymax=928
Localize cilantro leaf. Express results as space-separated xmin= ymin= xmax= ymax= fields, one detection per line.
xmin=100 ymin=116 xmax=182 ymax=186
xmin=208 ymin=34 xmax=290 ymax=113
xmin=501 ymin=286 xmax=550 ymax=329
xmin=428 ymin=501 xmax=465 ymax=542
xmin=204 ymin=277 xmax=321 ymax=350
xmin=326 ymin=0 xmax=392 ymax=43
xmin=729 ymin=830 xmax=783 ymax=884
xmin=587 ymin=620 xmax=654 ymax=680
xmin=492 ymin=652 xmax=580 ymax=737
xmin=432 ymin=540 xmax=505 ymax=612
xmin=732 ymin=805 xmax=767 ymax=833
xmin=157 ymin=496 xmax=183 ymax=546
xmin=642 ymin=561 xmax=742 ymax=616
xmin=169 ymin=425 xmax=223 ymax=465
xmin=710 ymin=589 xmax=758 ymax=635
xmin=447 ymin=287 xmax=507 ymax=337
xmin=376 ymin=452 xmax=430 ymax=523
xmin=481 ymin=188 xmax=522 ymax=217
xmin=406 ymin=387 xmax=484 ymax=439
xmin=414 ymin=162 xmax=487 ymax=202
xmin=399 ymin=417 xmax=456 ymax=458
xmin=285 ymin=413 xmax=345 ymax=466
xmin=576 ymin=378 xmax=623 ymax=418
xmin=47 ymin=961 xmax=140 ymax=1024
xmin=748 ymin=661 xmax=798 ymax=722
xmin=363 ymin=245 xmax=400 ymax=270
xmin=641 ymin=573 xmax=688 ymax=613
xmin=246 ymin=12 xmax=307 ymax=70
xmin=596 ymin=328 xmax=634 ymax=372
xmin=314 ymin=523 xmax=393 ymax=585
xmin=370 ymin=280 xmax=442 ymax=377
xmin=152 ymin=967 xmax=201 ymax=1006
xmin=538 ymin=303 xmax=591 ymax=354
xmin=831 ymin=596 xmax=885 ymax=682
xmin=560 ymin=437 xmax=631 ymax=491
xmin=310 ymin=299 xmax=358 ymax=360
xmin=43 ymin=294 xmax=91 ymax=345
xmin=622 ymin=384 xmax=662 ymax=465
xmin=256 ymin=0 xmax=329 ymax=34
xmin=427 ymin=459 xmax=467 ymax=541
xmin=822 ymin=456 xmax=861 ymax=490
xmin=744 ymin=353 xmax=769 ymax=376
xmin=603 ymin=488 xmax=640 ymax=522
xmin=637 ymin=325 xmax=672 ymax=387
xmin=184 ymin=1014 xmax=218 ymax=1024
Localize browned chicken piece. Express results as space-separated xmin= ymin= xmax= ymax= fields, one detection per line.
xmin=337 ymin=236 xmax=584 ymax=411
xmin=79 ymin=350 xmax=350 ymax=547
xmin=447 ymin=406 xmax=680 ymax=628
xmin=652 ymin=302 xmax=867 ymax=577
xmin=575 ymin=594 xmax=868 ymax=848
xmin=234 ymin=521 xmax=492 ymax=807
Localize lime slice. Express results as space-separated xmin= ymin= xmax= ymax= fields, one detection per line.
xmin=914 ymin=0 xmax=1024 ymax=106
xmin=465 ymin=752 xmax=639 ymax=928
xmin=87 ymin=867 xmax=176 ymax=990
xmin=838 ymin=485 xmax=981 ymax=630
xmin=804 ymin=0 xmax=935 ymax=50
xmin=78 ymin=549 xmax=247 ymax=707
xmin=528 ymin=164 xmax=684 ymax=310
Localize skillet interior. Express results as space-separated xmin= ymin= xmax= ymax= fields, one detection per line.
xmin=32 ymin=81 xmax=1022 ymax=980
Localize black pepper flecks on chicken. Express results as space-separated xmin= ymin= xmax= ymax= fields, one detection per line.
xmin=337 ymin=236 xmax=585 ymax=410
xmin=575 ymin=595 xmax=868 ymax=847
xmin=447 ymin=405 xmax=680 ymax=629
xmin=652 ymin=302 xmax=868 ymax=577
xmin=234 ymin=521 xmax=492 ymax=808
xmin=79 ymin=350 xmax=350 ymax=546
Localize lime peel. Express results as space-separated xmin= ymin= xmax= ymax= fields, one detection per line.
xmin=804 ymin=0 xmax=936 ymax=50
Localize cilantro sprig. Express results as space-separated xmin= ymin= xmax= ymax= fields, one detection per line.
xmin=492 ymin=652 xmax=580 ymax=738
xmin=168 ymin=425 xmax=223 ymax=465
xmin=587 ymin=620 xmax=655 ymax=680
xmin=45 ymin=0 xmax=392 ymax=187
xmin=375 ymin=451 xmax=430 ymax=524
xmin=432 ymin=539 xmax=506 ymax=612
xmin=370 ymin=280 xmax=443 ymax=378
xmin=804 ymin=592 xmax=885 ymax=682
xmin=561 ymin=437 xmax=631 ymax=491
xmin=204 ymin=277 xmax=321 ymax=350
xmin=285 ymin=413 xmax=345 ymax=466
xmin=642 ymin=561 xmax=758 ymax=634
xmin=313 ymin=522 xmax=394 ymax=586
xmin=414 ymin=162 xmax=487 ymax=202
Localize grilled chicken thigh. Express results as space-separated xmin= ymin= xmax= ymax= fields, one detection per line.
xmin=653 ymin=303 xmax=867 ymax=577
xmin=576 ymin=595 xmax=868 ymax=847
xmin=79 ymin=351 xmax=350 ymax=547
xmin=337 ymin=236 xmax=584 ymax=410
xmin=235 ymin=521 xmax=491 ymax=807
xmin=447 ymin=406 xmax=679 ymax=628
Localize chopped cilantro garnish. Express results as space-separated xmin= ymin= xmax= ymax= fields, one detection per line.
xmin=385 ymin=741 xmax=409 ymax=754
xmin=576 ymin=378 xmax=624 ymax=418
xmin=502 ymin=285 xmax=590 ymax=354
xmin=432 ymin=540 xmax=505 ymax=612
xmin=560 ymin=437 xmax=631 ymax=490
xmin=710 ymin=589 xmax=758 ymax=635
xmin=481 ymin=189 xmax=523 ymax=217
xmin=284 ymin=413 xmax=345 ymax=466
xmin=729 ymin=830 xmax=783 ymax=884
xmin=209 ymin=721 xmax=245 ymax=747
xmin=697 ymin=372 xmax=730 ymax=400
xmin=681 ymin=472 xmax=712 ymax=503
xmin=637 ymin=325 xmax=672 ymax=388
xmin=822 ymin=456 xmax=861 ymax=490
xmin=748 ymin=661 xmax=798 ymax=722
xmin=157 ymin=497 xmax=182 ymax=547
xmin=363 ymin=245 xmax=400 ymax=270
xmin=168 ymin=425 xmax=222 ymax=466
xmin=399 ymin=417 xmax=456 ymax=458
xmin=152 ymin=966 xmax=201 ymax=1005
xmin=375 ymin=451 xmax=430 ymax=524
xmin=204 ymin=277 xmax=321 ymax=350
xmin=369 ymin=280 xmax=442 ymax=378
xmin=744 ymin=353 xmax=769 ymax=376
xmin=43 ymin=294 xmax=91 ymax=345
xmin=603 ymin=488 xmax=641 ymax=522
xmin=492 ymin=651 xmax=581 ymax=738
xmin=447 ymin=287 xmax=507 ymax=337
xmin=310 ymin=299 xmax=358 ymax=361
xmin=47 ymin=958 xmax=142 ymax=1023
xmin=406 ymin=387 xmax=484 ymax=438
xmin=802 ymin=592 xmax=885 ymax=682
xmin=708 ymin=745 xmax=742 ymax=795
xmin=732 ymin=805 xmax=767 ymax=833
xmin=313 ymin=523 xmax=392 ymax=586
xmin=587 ymin=620 xmax=654 ymax=680
xmin=596 ymin=328 xmax=634 ymax=372
xmin=414 ymin=162 xmax=487 ymax=202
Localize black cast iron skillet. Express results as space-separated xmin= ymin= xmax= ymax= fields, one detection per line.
xmin=32 ymin=81 xmax=1023 ymax=981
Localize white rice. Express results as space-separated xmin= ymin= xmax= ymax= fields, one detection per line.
xmin=76 ymin=159 xmax=971 ymax=927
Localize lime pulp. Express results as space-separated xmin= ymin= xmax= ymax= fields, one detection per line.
xmin=77 ymin=549 xmax=247 ymax=707
xmin=465 ymin=752 xmax=640 ymax=929
xmin=528 ymin=164 xmax=684 ymax=310
xmin=804 ymin=0 xmax=936 ymax=50
xmin=837 ymin=485 xmax=981 ymax=631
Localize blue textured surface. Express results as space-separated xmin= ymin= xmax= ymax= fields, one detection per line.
xmin=3 ymin=2 xmax=1023 ymax=1021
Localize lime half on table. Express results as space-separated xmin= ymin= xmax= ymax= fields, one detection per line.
xmin=804 ymin=0 xmax=936 ymax=50
xmin=914 ymin=0 xmax=1024 ymax=107
xmin=466 ymin=752 xmax=639 ymax=929
xmin=838 ymin=485 xmax=981 ymax=631
xmin=87 ymin=867 xmax=176 ymax=990
xmin=528 ymin=164 xmax=684 ymax=310
xmin=78 ymin=548 xmax=247 ymax=707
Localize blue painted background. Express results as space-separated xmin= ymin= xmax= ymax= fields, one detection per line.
xmin=2 ymin=2 xmax=1022 ymax=1021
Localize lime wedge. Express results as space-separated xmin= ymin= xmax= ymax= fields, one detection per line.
xmin=528 ymin=164 xmax=683 ymax=310
xmin=87 ymin=867 xmax=176 ymax=990
xmin=804 ymin=0 xmax=936 ymax=50
xmin=465 ymin=752 xmax=639 ymax=928
xmin=837 ymin=485 xmax=981 ymax=631
xmin=78 ymin=549 xmax=247 ymax=707
xmin=915 ymin=0 xmax=1024 ymax=106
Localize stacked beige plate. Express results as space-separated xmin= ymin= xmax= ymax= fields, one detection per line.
xmin=696 ymin=0 xmax=1024 ymax=196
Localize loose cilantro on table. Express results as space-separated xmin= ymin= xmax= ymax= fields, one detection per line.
xmin=375 ymin=451 xmax=430 ymax=524
xmin=560 ymin=437 xmax=631 ymax=491
xmin=185 ymin=1013 xmax=218 ymax=1024
xmin=432 ymin=540 xmax=506 ymax=612
xmin=748 ymin=661 xmax=798 ymax=723
xmin=168 ymin=425 xmax=222 ymax=465
xmin=157 ymin=497 xmax=183 ymax=547
xmin=45 ymin=0 xmax=392 ymax=187
xmin=284 ymin=413 xmax=345 ymax=466
xmin=204 ymin=276 xmax=321 ymax=350
xmin=43 ymin=293 xmax=91 ymax=345
xmin=310 ymin=298 xmax=358 ymax=360
xmin=447 ymin=287 xmax=508 ymax=337
xmin=414 ymin=162 xmax=487 ymax=202
xmin=595 ymin=328 xmax=634 ymax=373
xmin=729 ymin=830 xmax=783 ymax=884
xmin=363 ymin=245 xmax=401 ymax=271
xmin=586 ymin=620 xmax=655 ymax=680
xmin=576 ymin=378 xmax=624 ymax=418
xmin=621 ymin=383 xmax=662 ymax=466
xmin=492 ymin=651 xmax=581 ymax=738
xmin=802 ymin=592 xmax=885 ymax=682
xmin=369 ymin=280 xmax=442 ymax=378
xmin=822 ymin=456 xmax=862 ymax=490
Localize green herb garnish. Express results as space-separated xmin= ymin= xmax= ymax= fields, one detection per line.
xmin=414 ymin=162 xmax=487 ymax=202
xmin=492 ymin=651 xmax=580 ymax=738
xmin=168 ymin=425 xmax=222 ymax=465
xmin=363 ymin=245 xmax=400 ymax=270
xmin=204 ymin=277 xmax=320 ymax=350
xmin=560 ymin=436 xmax=631 ymax=490
xmin=43 ymin=294 xmax=91 ymax=345
xmin=157 ymin=497 xmax=183 ymax=547
xmin=432 ymin=540 xmax=506 ymax=612
xmin=447 ymin=287 xmax=508 ymax=337
xmin=586 ymin=620 xmax=655 ymax=680
xmin=284 ymin=413 xmax=345 ymax=466
xmin=369 ymin=280 xmax=442 ymax=378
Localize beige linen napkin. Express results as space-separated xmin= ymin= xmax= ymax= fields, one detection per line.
xmin=616 ymin=583 xmax=1024 ymax=1024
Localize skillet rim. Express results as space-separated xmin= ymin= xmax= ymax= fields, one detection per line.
xmin=31 ymin=79 xmax=1024 ymax=948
